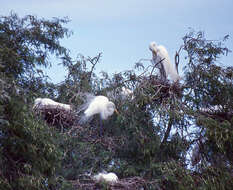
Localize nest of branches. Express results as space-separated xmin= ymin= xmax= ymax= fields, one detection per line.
xmin=65 ymin=122 xmax=124 ymax=152
xmin=70 ymin=176 xmax=159 ymax=190
xmin=33 ymin=105 xmax=76 ymax=129
xmin=138 ymin=75 xmax=183 ymax=104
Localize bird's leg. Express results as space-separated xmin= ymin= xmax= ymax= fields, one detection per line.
xmin=160 ymin=62 xmax=167 ymax=82
xmin=99 ymin=118 xmax=103 ymax=136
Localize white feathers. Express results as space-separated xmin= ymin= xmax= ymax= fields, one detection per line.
xmin=106 ymin=87 xmax=134 ymax=101
xmin=149 ymin=41 xmax=180 ymax=82
xmin=84 ymin=95 xmax=116 ymax=120
xmin=93 ymin=172 xmax=118 ymax=184
xmin=33 ymin=98 xmax=71 ymax=111
xmin=120 ymin=87 xmax=132 ymax=96
xmin=120 ymin=87 xmax=134 ymax=100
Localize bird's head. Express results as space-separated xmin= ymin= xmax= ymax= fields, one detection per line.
xmin=149 ymin=41 xmax=158 ymax=55
xmin=33 ymin=98 xmax=43 ymax=110
xmin=107 ymin=102 xmax=117 ymax=115
xmin=101 ymin=101 xmax=119 ymax=120
xmin=34 ymin=98 xmax=42 ymax=104
xmin=100 ymin=101 xmax=117 ymax=120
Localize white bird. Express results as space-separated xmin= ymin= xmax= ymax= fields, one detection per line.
xmin=120 ymin=87 xmax=134 ymax=100
xmin=149 ymin=42 xmax=180 ymax=82
xmin=33 ymin=98 xmax=71 ymax=111
xmin=84 ymin=95 xmax=117 ymax=120
xmin=93 ymin=172 xmax=118 ymax=184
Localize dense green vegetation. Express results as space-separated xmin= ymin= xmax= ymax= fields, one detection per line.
xmin=0 ymin=13 xmax=232 ymax=190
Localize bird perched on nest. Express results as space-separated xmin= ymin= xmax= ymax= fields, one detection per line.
xmin=93 ymin=172 xmax=118 ymax=184
xmin=33 ymin=98 xmax=71 ymax=111
xmin=149 ymin=42 xmax=180 ymax=82
xmin=79 ymin=95 xmax=118 ymax=123
xmin=120 ymin=87 xmax=134 ymax=100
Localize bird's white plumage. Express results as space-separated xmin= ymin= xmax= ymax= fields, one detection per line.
xmin=93 ymin=172 xmax=118 ymax=184
xmin=33 ymin=98 xmax=71 ymax=111
xmin=120 ymin=87 xmax=134 ymax=99
xmin=149 ymin=42 xmax=180 ymax=82
xmin=84 ymin=95 xmax=116 ymax=120
xmin=121 ymin=87 xmax=132 ymax=96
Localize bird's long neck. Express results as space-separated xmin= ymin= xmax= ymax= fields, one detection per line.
xmin=174 ymin=52 xmax=179 ymax=74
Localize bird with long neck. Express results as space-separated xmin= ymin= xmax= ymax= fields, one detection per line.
xmin=149 ymin=42 xmax=180 ymax=82
xmin=84 ymin=95 xmax=117 ymax=120
xmin=79 ymin=95 xmax=118 ymax=135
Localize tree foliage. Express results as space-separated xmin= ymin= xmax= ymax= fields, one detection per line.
xmin=0 ymin=12 xmax=72 ymax=190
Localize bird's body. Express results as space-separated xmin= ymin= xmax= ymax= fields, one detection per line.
xmin=93 ymin=172 xmax=118 ymax=184
xmin=84 ymin=95 xmax=116 ymax=120
xmin=120 ymin=87 xmax=134 ymax=100
xmin=149 ymin=42 xmax=180 ymax=82
xmin=33 ymin=98 xmax=71 ymax=111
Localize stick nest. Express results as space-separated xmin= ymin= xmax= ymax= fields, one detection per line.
xmin=70 ymin=176 xmax=159 ymax=190
xmin=33 ymin=105 xmax=76 ymax=129
xmin=137 ymin=75 xmax=183 ymax=104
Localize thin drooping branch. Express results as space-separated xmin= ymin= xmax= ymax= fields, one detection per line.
xmin=150 ymin=57 xmax=165 ymax=77
xmin=87 ymin=52 xmax=102 ymax=82
xmin=160 ymin=116 xmax=173 ymax=149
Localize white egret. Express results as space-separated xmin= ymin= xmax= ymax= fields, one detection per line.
xmin=149 ymin=42 xmax=180 ymax=82
xmin=78 ymin=95 xmax=118 ymax=135
xmin=84 ymin=95 xmax=117 ymax=120
xmin=78 ymin=95 xmax=118 ymax=125
xmin=93 ymin=172 xmax=118 ymax=184
xmin=33 ymin=98 xmax=71 ymax=111
xmin=120 ymin=87 xmax=134 ymax=100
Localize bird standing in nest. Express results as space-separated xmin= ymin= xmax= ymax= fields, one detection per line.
xmin=79 ymin=95 xmax=118 ymax=134
xmin=93 ymin=172 xmax=118 ymax=184
xmin=33 ymin=98 xmax=71 ymax=111
xmin=149 ymin=42 xmax=180 ymax=82
xmin=84 ymin=95 xmax=118 ymax=120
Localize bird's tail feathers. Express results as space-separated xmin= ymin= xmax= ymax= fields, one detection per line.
xmin=78 ymin=114 xmax=92 ymax=125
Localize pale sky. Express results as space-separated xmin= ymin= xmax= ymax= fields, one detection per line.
xmin=1 ymin=0 xmax=233 ymax=83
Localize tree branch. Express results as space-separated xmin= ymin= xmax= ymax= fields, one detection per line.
xmin=160 ymin=116 xmax=173 ymax=149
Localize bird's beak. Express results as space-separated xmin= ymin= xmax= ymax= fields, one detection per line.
xmin=152 ymin=51 xmax=157 ymax=57
xmin=114 ymin=109 xmax=119 ymax=115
